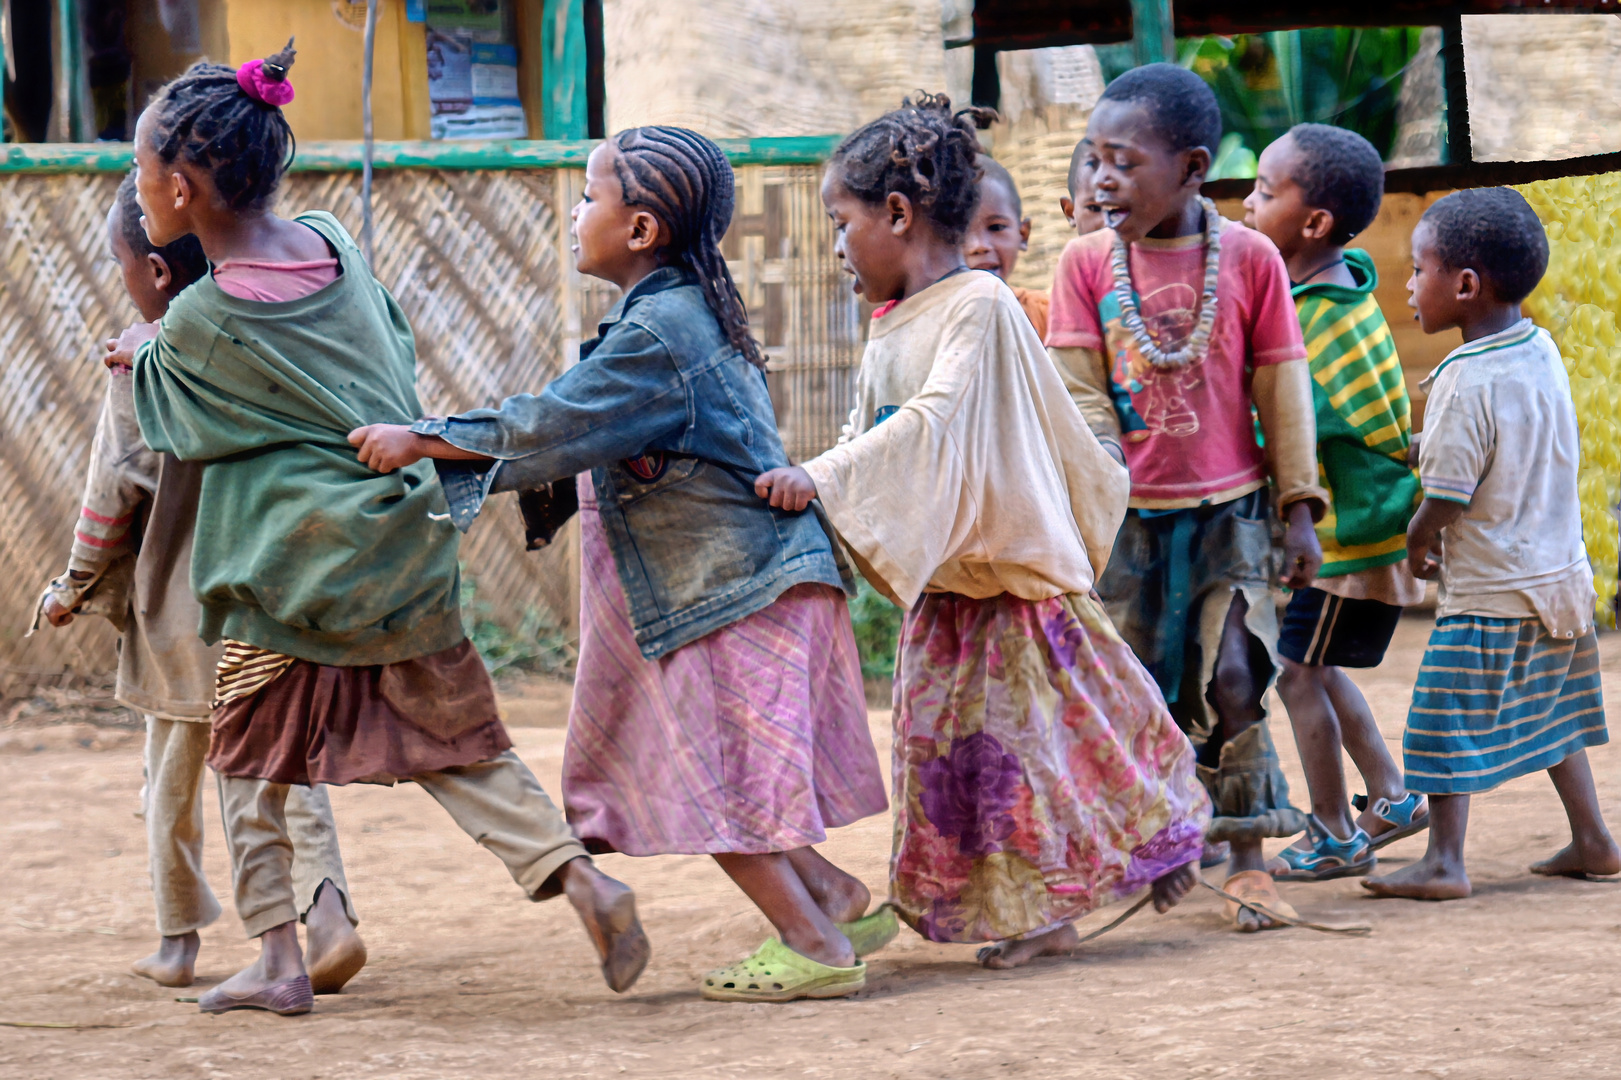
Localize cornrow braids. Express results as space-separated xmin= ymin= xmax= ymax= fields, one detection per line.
xmin=144 ymin=39 xmax=298 ymax=212
xmin=115 ymin=173 xmax=209 ymax=290
xmin=611 ymin=126 xmax=764 ymax=369
xmin=828 ymin=92 xmax=994 ymax=245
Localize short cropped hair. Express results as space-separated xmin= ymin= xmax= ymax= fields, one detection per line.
xmin=1421 ymin=187 xmax=1549 ymax=303
xmin=1097 ymin=62 xmax=1221 ymax=155
xmin=1067 ymin=140 xmax=1087 ymax=197
xmin=977 ymin=156 xmax=1022 ymax=218
xmin=1285 ymin=124 xmax=1385 ymax=244
xmin=114 ymin=173 xmax=209 ymax=290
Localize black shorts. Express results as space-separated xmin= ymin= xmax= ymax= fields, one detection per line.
xmin=1277 ymin=587 xmax=1404 ymax=668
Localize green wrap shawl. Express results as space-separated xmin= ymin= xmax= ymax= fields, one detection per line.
xmin=132 ymin=212 xmax=464 ymax=666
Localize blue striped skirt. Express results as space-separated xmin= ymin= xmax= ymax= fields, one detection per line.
xmin=1404 ymin=616 xmax=1608 ymax=795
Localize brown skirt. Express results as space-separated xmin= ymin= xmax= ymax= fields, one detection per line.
xmin=207 ymin=639 xmax=512 ymax=786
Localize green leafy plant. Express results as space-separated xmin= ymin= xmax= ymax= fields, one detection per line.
xmin=459 ymin=566 xmax=576 ymax=679
xmin=847 ymin=577 xmax=903 ymax=681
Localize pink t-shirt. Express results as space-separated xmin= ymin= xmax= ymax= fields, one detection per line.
xmin=212 ymin=258 xmax=340 ymax=303
xmin=1046 ymin=223 xmax=1305 ymax=503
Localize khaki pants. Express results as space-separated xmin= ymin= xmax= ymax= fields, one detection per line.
xmin=218 ymin=750 xmax=586 ymax=938
xmin=144 ymin=716 xmax=356 ymax=937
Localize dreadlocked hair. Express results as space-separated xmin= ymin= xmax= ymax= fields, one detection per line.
xmin=611 ymin=126 xmax=764 ymax=370
xmin=828 ymin=93 xmax=994 ymax=245
xmin=114 ymin=173 xmax=208 ymax=291
xmin=144 ymin=39 xmax=298 ymax=212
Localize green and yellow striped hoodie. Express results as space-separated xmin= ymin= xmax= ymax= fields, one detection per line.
xmin=1293 ymin=248 xmax=1422 ymax=577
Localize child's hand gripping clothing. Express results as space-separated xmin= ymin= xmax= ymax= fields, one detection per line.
xmin=105 ymin=321 xmax=159 ymax=371
xmin=348 ymin=423 xmax=491 ymax=474
xmin=754 ymin=466 xmax=818 ymax=512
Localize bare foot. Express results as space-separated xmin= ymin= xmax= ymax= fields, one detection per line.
xmin=304 ymin=882 xmax=367 ymax=994
xmin=131 ymin=931 xmax=199 ymax=988
xmin=1530 ymin=838 xmax=1621 ymax=879
xmin=977 ymin=923 xmax=1078 ymax=970
xmin=197 ymin=921 xmax=313 ymax=1015
xmin=1151 ymin=860 xmax=1199 ymax=913
xmin=1362 ymin=853 xmax=1471 ymax=900
xmin=786 ymin=848 xmax=871 ymax=924
xmin=560 ymin=857 xmax=651 ymax=993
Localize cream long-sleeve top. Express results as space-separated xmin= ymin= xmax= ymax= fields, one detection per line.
xmin=802 ymin=270 xmax=1131 ymax=610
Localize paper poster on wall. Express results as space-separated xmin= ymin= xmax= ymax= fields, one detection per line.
xmin=425 ymin=0 xmax=505 ymax=37
xmin=428 ymin=32 xmax=526 ymax=140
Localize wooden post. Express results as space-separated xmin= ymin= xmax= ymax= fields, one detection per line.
xmin=541 ymin=0 xmax=586 ymax=140
xmin=1439 ymin=14 xmax=1471 ymax=166
xmin=1130 ymin=0 xmax=1175 ymax=67
xmin=362 ymin=0 xmax=380 ymax=265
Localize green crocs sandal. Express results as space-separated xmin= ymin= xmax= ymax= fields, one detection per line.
xmin=835 ymin=904 xmax=900 ymax=958
xmin=700 ymin=938 xmax=866 ymax=1003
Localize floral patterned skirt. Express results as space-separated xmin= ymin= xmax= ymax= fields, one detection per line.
xmin=891 ymin=591 xmax=1210 ymax=944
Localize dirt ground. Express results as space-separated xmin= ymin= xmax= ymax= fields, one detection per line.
xmin=4 ymin=616 xmax=1621 ymax=1080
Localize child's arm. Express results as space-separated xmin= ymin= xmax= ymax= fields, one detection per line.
xmin=1048 ymin=346 xmax=1125 ymax=464
xmin=1406 ymin=497 xmax=1466 ymax=579
xmin=348 ymin=424 xmax=493 ymax=473
xmin=1253 ymin=360 xmax=1327 ymax=588
xmin=38 ymin=370 xmax=157 ymax=628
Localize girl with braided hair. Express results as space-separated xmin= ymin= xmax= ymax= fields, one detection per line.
xmin=756 ymin=94 xmax=1209 ymax=968
xmin=353 ymin=127 xmax=890 ymax=1003
xmin=121 ymin=47 xmax=650 ymax=1014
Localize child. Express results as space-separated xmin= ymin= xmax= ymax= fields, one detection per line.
xmin=348 ymin=125 xmax=890 ymax=1003
xmin=1061 ymin=140 xmax=1106 ymax=237
xmin=1047 ymin=64 xmax=1327 ymax=930
xmin=1364 ymin=187 xmax=1619 ymax=899
xmin=33 ymin=175 xmax=367 ymax=992
xmin=1242 ymin=124 xmax=1430 ymax=881
xmin=962 ymin=157 xmax=1048 ymax=337
xmin=122 ymin=47 xmax=648 ymax=1015
xmin=755 ymin=93 xmax=1207 ymax=970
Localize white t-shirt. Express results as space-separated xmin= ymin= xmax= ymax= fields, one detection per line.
xmin=1417 ymin=318 xmax=1595 ymax=637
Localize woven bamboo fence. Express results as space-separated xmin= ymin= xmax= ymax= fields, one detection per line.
xmin=0 ymin=163 xmax=863 ymax=692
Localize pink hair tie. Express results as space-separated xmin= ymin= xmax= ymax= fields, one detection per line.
xmin=237 ymin=59 xmax=295 ymax=107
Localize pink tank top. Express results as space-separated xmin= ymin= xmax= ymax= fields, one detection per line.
xmin=212 ymin=258 xmax=340 ymax=303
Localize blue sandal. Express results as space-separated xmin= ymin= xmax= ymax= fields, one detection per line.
xmin=1353 ymin=792 xmax=1430 ymax=850
xmin=1271 ymin=816 xmax=1376 ymax=882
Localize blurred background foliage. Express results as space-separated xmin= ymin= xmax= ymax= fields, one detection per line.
xmin=1096 ymin=28 xmax=1427 ymax=178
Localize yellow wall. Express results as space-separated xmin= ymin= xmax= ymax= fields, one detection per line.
xmin=222 ymin=0 xmax=430 ymax=141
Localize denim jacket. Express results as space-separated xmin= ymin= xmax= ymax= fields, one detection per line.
xmin=418 ymin=267 xmax=850 ymax=660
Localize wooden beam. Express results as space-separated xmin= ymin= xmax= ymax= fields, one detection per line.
xmin=0 ymin=135 xmax=848 ymax=173
xmin=1130 ymin=0 xmax=1174 ymax=66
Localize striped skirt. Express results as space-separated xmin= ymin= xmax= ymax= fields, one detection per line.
xmin=562 ymin=481 xmax=888 ymax=856
xmin=1403 ymin=616 xmax=1608 ymax=795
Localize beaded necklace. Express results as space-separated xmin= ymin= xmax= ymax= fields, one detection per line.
xmin=1109 ymin=196 xmax=1223 ymax=371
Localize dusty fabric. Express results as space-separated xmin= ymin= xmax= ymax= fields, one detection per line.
xmin=890 ymin=591 xmax=1209 ymax=944
xmin=1404 ymin=617 xmax=1608 ymax=795
xmin=219 ymin=751 xmax=585 ymax=935
xmin=1097 ymin=489 xmax=1306 ymax=842
xmin=1417 ymin=318 xmax=1595 ymax=637
xmin=564 ymin=481 xmax=887 ymax=856
xmin=1046 ymin=224 xmax=1315 ymax=507
xmin=132 ymin=212 xmax=464 ymax=667
xmin=50 ymin=373 xmax=220 ymax=718
xmin=211 ymin=258 xmax=339 ymax=302
xmin=148 ymin=716 xmax=354 ymax=938
xmin=801 ymin=270 xmax=1129 ymax=610
xmin=207 ymin=640 xmax=512 ymax=786
xmin=214 ymin=640 xmax=298 ymax=707
xmin=1315 ymin=561 xmax=1427 ymax=606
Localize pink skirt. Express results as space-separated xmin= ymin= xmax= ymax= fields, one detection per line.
xmin=563 ymin=479 xmax=888 ymax=856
